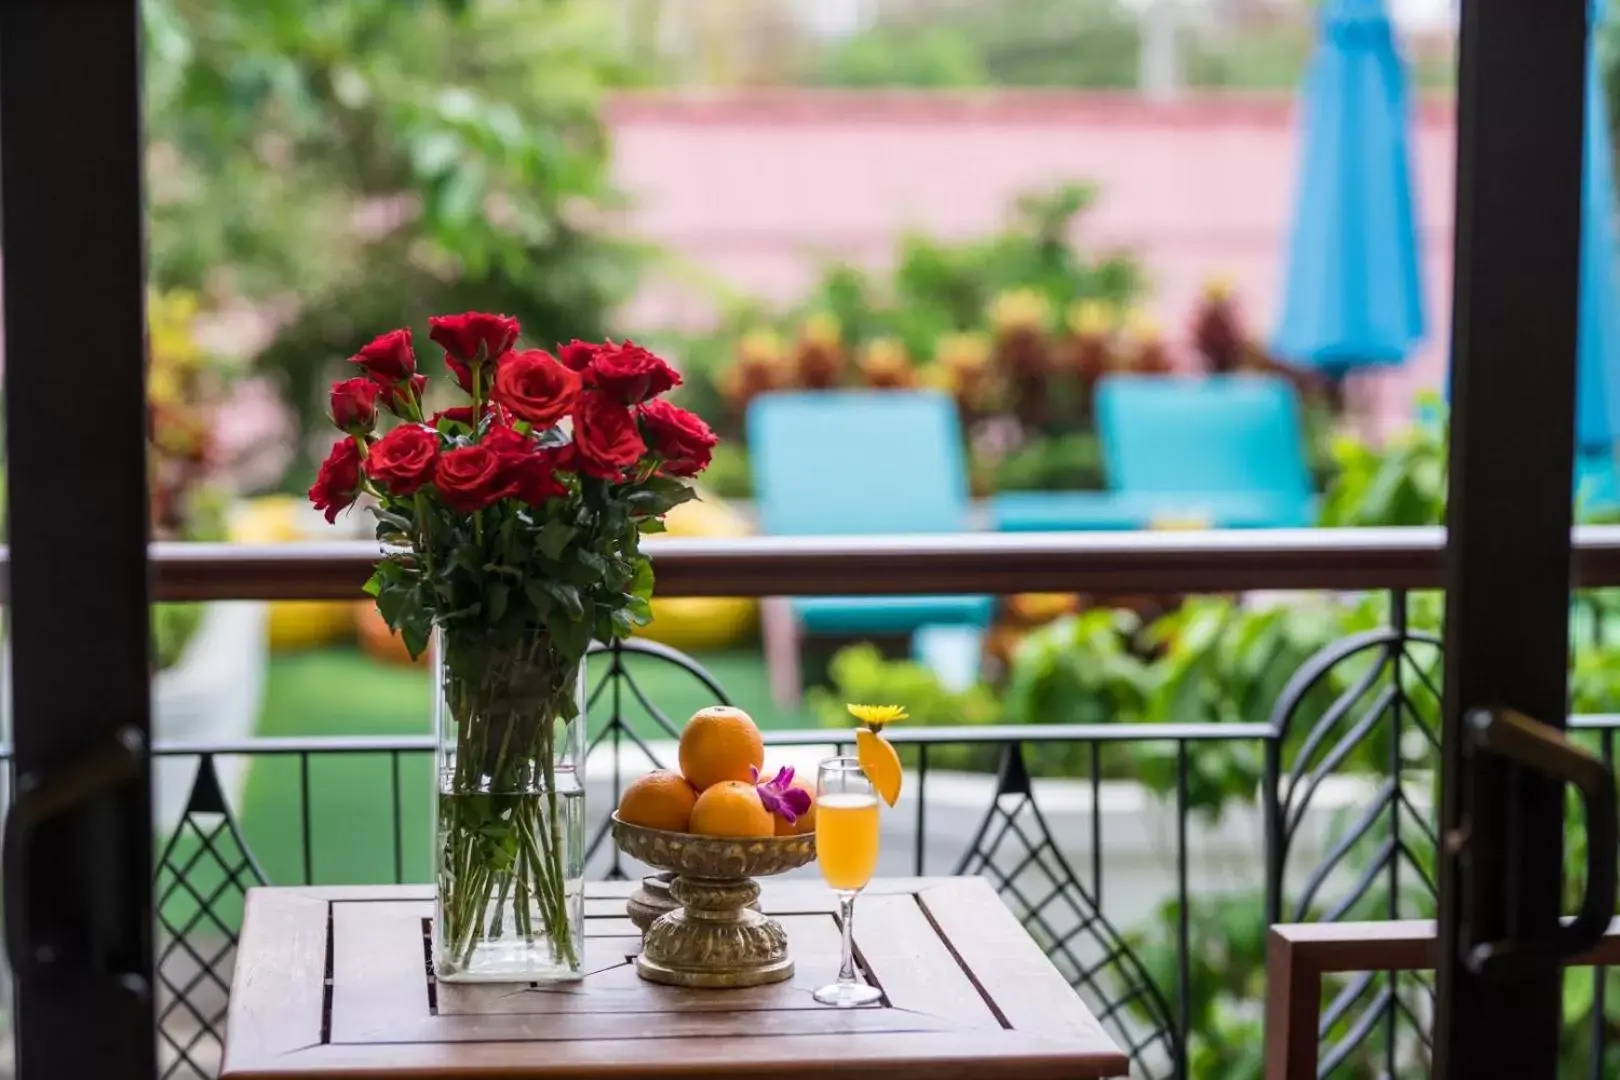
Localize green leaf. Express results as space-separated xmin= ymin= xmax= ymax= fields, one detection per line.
xmin=542 ymin=581 xmax=584 ymax=619
xmin=538 ymin=519 xmax=576 ymax=560
xmin=362 ymin=570 xmax=384 ymax=598
xmin=629 ymin=556 xmax=655 ymax=602
xmin=485 ymin=581 xmax=510 ymax=622
xmin=376 ymin=582 xmax=412 ymax=628
xmin=523 ymin=580 xmax=554 ymax=618
xmin=546 ymin=607 xmax=589 ymax=659
xmin=400 ymin=611 xmax=433 ymax=661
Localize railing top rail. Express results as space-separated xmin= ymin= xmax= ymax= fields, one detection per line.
xmin=16 ymin=526 xmax=1620 ymax=602
xmin=1 ymin=714 xmax=1610 ymax=761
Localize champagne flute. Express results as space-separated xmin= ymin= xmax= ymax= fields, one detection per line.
xmin=813 ymin=756 xmax=884 ymax=1007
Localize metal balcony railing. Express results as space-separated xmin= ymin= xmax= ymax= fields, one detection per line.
xmin=6 ymin=528 xmax=1620 ymax=1080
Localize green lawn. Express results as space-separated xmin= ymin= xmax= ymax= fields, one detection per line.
xmin=234 ymin=646 xmax=816 ymax=889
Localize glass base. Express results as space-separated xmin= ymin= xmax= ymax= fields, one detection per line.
xmin=813 ymin=980 xmax=883 ymax=1007
xmin=435 ymin=937 xmax=582 ymax=984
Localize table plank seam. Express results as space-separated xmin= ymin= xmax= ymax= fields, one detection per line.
xmin=911 ymin=888 xmax=1013 ymax=1031
xmin=320 ymin=900 xmax=335 ymax=1046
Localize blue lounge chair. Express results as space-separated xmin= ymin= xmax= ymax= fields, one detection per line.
xmin=992 ymin=375 xmax=1316 ymax=531
xmin=747 ymin=391 xmax=993 ymax=703
xmin=1095 ymin=374 xmax=1316 ymax=527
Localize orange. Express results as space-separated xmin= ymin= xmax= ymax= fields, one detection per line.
xmin=617 ymin=770 xmax=699 ymax=833
xmin=856 ymin=728 xmax=903 ymax=808
xmin=689 ymin=781 xmax=776 ymax=838
xmin=773 ymin=775 xmax=817 ymax=836
xmin=678 ymin=706 xmax=765 ymax=791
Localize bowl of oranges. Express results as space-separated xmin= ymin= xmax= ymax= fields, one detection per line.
xmin=612 ymin=705 xmax=817 ymax=989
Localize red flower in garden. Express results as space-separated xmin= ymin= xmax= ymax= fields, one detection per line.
xmin=308 ymin=438 xmax=363 ymax=523
xmin=492 ymin=349 xmax=582 ymax=427
xmin=366 ymin=424 xmax=439 ymax=497
xmin=380 ymin=373 xmax=428 ymax=418
xmin=639 ymin=398 xmax=717 ymax=477
xmin=349 ymin=328 xmax=417 ymax=386
xmin=571 ymin=391 xmax=647 ymax=480
xmin=589 ymin=341 xmax=681 ymax=405
xmin=329 ymin=377 xmax=381 ymax=432
xmin=485 ymin=425 xmax=569 ymax=506
xmin=556 ymin=339 xmax=600 ymax=373
xmin=434 ymin=444 xmax=512 ymax=512
xmin=429 ymin=312 xmax=521 ymax=392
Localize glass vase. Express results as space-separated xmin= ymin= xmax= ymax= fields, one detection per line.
xmin=432 ymin=628 xmax=586 ymax=983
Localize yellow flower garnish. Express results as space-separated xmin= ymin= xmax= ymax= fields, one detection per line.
xmin=847 ymin=703 xmax=908 ymax=730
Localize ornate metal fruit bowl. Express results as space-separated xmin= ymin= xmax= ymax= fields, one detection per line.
xmin=612 ymin=813 xmax=816 ymax=989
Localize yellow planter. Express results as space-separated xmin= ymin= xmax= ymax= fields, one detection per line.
xmin=231 ymin=495 xmax=358 ymax=652
xmin=638 ymin=495 xmax=759 ymax=652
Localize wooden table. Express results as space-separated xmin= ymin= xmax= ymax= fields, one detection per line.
xmin=223 ymin=877 xmax=1127 ymax=1079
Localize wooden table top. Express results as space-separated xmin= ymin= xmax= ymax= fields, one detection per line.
xmin=223 ymin=877 xmax=1127 ymax=1079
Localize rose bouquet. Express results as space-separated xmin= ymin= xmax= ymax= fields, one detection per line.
xmin=309 ymin=312 xmax=716 ymax=981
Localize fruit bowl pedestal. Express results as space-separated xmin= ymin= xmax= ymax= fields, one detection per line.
xmin=611 ymin=814 xmax=816 ymax=988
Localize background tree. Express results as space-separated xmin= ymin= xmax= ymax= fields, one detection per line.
xmin=144 ymin=0 xmax=642 ymax=485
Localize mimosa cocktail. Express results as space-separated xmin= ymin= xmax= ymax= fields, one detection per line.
xmin=816 ymin=792 xmax=880 ymax=890
xmin=812 ymin=757 xmax=885 ymax=1007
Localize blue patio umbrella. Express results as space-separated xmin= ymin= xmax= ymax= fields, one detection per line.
xmin=1271 ymin=0 xmax=1424 ymax=374
xmin=1578 ymin=0 xmax=1620 ymax=461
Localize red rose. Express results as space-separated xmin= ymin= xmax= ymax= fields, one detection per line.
xmin=430 ymin=402 xmax=504 ymax=430
xmin=485 ymin=425 xmax=569 ymax=505
xmin=590 ymin=341 xmax=681 ymax=405
xmin=557 ymin=339 xmax=600 ymax=372
xmin=366 ymin=423 xmax=439 ymax=496
xmin=350 ymin=328 xmax=417 ymax=386
xmin=639 ymin=398 xmax=717 ymax=477
xmin=429 ymin=312 xmax=520 ymax=391
xmin=434 ymin=444 xmax=512 ymax=512
xmin=330 ymin=377 xmax=381 ymax=432
xmin=571 ymin=391 xmax=647 ymax=480
xmin=380 ymin=373 xmax=427 ymax=418
xmin=308 ymin=438 xmax=363 ymax=523
xmin=492 ymin=349 xmax=582 ymax=427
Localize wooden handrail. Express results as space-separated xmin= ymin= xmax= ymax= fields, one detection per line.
xmin=1264 ymin=919 xmax=1620 ymax=1078
xmin=0 ymin=526 xmax=1614 ymax=603
xmin=2 ymin=527 xmax=1620 ymax=602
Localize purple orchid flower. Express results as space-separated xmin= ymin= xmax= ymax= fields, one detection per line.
xmin=752 ymin=765 xmax=812 ymax=825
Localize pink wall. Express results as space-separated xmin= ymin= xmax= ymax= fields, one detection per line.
xmin=606 ymin=90 xmax=1458 ymax=428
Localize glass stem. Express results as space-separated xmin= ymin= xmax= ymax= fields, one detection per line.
xmin=837 ymin=891 xmax=859 ymax=985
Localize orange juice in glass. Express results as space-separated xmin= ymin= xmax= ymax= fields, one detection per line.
xmin=813 ymin=756 xmax=884 ymax=1006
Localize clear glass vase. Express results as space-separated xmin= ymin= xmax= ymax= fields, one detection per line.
xmin=432 ymin=628 xmax=586 ymax=983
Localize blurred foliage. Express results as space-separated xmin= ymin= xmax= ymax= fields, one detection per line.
xmin=808 ymin=0 xmax=1458 ymax=93
xmin=674 ymin=182 xmax=1146 ymax=484
xmin=985 ymin=431 xmax=1106 ymax=493
xmin=149 ymin=290 xmax=240 ymax=669
xmin=1318 ymin=395 xmax=1447 ymax=527
xmin=817 ymin=24 xmax=991 ymax=88
xmin=816 ymin=0 xmax=1139 ymax=89
xmin=143 ymin=0 xmax=640 ymax=486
